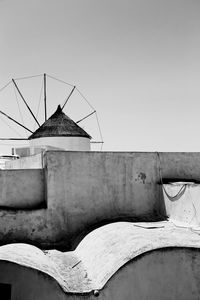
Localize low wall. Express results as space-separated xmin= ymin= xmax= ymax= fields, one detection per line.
xmin=0 ymin=151 xmax=199 ymax=249
xmin=97 ymin=248 xmax=200 ymax=300
xmin=158 ymin=152 xmax=200 ymax=182
xmin=45 ymin=151 xmax=165 ymax=247
xmin=0 ymin=261 xmax=66 ymax=300
xmin=0 ymin=248 xmax=200 ymax=299
xmin=5 ymin=153 xmax=43 ymax=169
xmin=0 ymin=169 xmax=45 ymax=209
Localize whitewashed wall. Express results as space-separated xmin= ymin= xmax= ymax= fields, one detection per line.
xmin=29 ymin=136 xmax=90 ymax=154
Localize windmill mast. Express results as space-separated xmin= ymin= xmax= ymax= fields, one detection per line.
xmin=44 ymin=73 xmax=47 ymax=122
xmin=12 ymin=79 xmax=40 ymax=127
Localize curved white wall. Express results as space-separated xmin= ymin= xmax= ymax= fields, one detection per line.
xmin=29 ymin=136 xmax=90 ymax=153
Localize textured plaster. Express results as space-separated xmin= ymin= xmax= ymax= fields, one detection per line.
xmin=0 ymin=151 xmax=199 ymax=248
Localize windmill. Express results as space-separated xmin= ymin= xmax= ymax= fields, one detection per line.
xmin=0 ymin=74 xmax=103 ymax=156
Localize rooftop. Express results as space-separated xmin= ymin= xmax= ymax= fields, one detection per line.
xmin=28 ymin=105 xmax=91 ymax=140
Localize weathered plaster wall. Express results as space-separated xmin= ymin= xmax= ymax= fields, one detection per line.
xmin=0 ymin=248 xmax=200 ymax=299
xmin=158 ymin=152 xmax=200 ymax=182
xmin=45 ymin=151 xmax=165 ymax=247
xmin=0 ymin=169 xmax=44 ymax=209
xmin=0 ymin=151 xmax=199 ymax=249
xmin=0 ymin=261 xmax=66 ymax=300
xmin=5 ymin=153 xmax=43 ymax=169
xmin=94 ymin=247 xmax=200 ymax=300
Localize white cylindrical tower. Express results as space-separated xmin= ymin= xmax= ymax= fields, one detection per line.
xmin=28 ymin=105 xmax=91 ymax=154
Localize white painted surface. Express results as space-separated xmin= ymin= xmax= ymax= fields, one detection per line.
xmin=163 ymin=183 xmax=200 ymax=228
xmin=0 ymin=155 xmax=19 ymax=169
xmin=5 ymin=153 xmax=43 ymax=169
xmin=1 ymin=221 xmax=200 ymax=293
xmin=29 ymin=136 xmax=90 ymax=153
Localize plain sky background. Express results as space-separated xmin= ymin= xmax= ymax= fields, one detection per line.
xmin=0 ymin=0 xmax=200 ymax=153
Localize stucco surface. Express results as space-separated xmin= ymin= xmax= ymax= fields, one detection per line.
xmin=5 ymin=153 xmax=43 ymax=169
xmin=0 ymin=151 xmax=200 ymax=248
xmin=45 ymin=151 xmax=165 ymax=247
xmin=1 ymin=221 xmax=200 ymax=293
xmin=1 ymin=248 xmax=200 ymax=300
xmin=158 ymin=152 xmax=200 ymax=182
xmin=0 ymin=169 xmax=44 ymax=209
xmin=163 ymin=182 xmax=200 ymax=229
xmin=0 ymin=261 xmax=66 ymax=300
xmin=98 ymin=248 xmax=200 ymax=300
xmin=30 ymin=136 xmax=91 ymax=152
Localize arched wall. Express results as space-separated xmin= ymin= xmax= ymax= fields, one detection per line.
xmin=1 ymin=248 xmax=200 ymax=300
xmin=0 ymin=261 xmax=66 ymax=300
xmin=96 ymin=247 xmax=200 ymax=300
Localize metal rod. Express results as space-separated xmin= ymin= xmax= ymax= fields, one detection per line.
xmin=76 ymin=110 xmax=96 ymax=124
xmin=0 ymin=110 xmax=33 ymax=133
xmin=46 ymin=74 xmax=74 ymax=87
xmin=0 ymin=138 xmax=28 ymax=140
xmin=0 ymin=80 xmax=12 ymax=93
xmin=61 ymin=86 xmax=76 ymax=110
xmin=75 ymin=87 xmax=95 ymax=111
xmin=44 ymin=73 xmax=47 ymax=121
xmin=14 ymin=74 xmax=43 ymax=81
xmin=90 ymin=141 xmax=104 ymax=144
xmin=12 ymin=79 xmax=40 ymax=127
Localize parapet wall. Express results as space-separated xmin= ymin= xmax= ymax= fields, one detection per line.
xmin=5 ymin=153 xmax=43 ymax=169
xmin=45 ymin=151 xmax=165 ymax=245
xmin=0 ymin=169 xmax=44 ymax=209
xmin=0 ymin=151 xmax=199 ymax=249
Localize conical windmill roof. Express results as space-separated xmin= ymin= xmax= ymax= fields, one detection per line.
xmin=28 ymin=105 xmax=91 ymax=140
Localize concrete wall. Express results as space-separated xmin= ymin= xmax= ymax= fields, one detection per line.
xmin=0 ymin=151 xmax=199 ymax=249
xmin=94 ymin=247 xmax=200 ymax=300
xmin=0 ymin=169 xmax=45 ymax=209
xmin=0 ymin=248 xmax=200 ymax=299
xmin=45 ymin=151 xmax=165 ymax=247
xmin=0 ymin=261 xmax=66 ymax=300
xmin=5 ymin=153 xmax=43 ymax=169
xmin=158 ymin=152 xmax=200 ymax=182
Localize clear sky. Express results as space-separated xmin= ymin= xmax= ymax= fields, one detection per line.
xmin=0 ymin=0 xmax=200 ymax=153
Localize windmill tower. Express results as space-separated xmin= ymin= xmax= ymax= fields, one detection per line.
xmin=0 ymin=74 xmax=103 ymax=161
xmin=28 ymin=105 xmax=91 ymax=155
